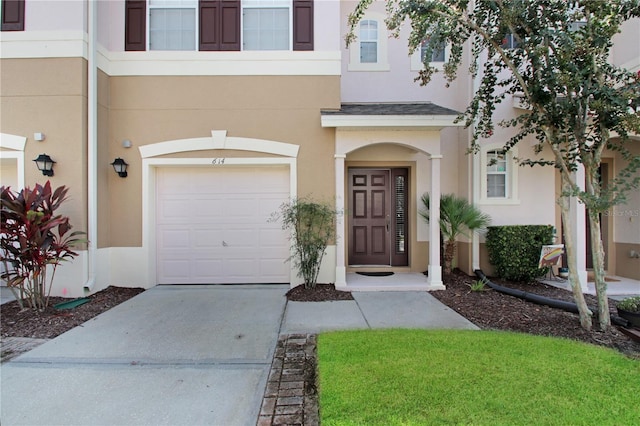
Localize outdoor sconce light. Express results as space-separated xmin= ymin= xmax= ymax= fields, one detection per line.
xmin=111 ymin=158 xmax=128 ymax=178
xmin=33 ymin=154 xmax=55 ymax=176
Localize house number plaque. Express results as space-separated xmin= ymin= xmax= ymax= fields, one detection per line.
xmin=211 ymin=158 xmax=226 ymax=165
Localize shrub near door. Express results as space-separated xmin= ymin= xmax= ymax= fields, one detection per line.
xmin=486 ymin=225 xmax=554 ymax=281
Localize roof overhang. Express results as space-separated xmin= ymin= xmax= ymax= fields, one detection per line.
xmin=320 ymin=114 xmax=463 ymax=130
xmin=320 ymin=103 xmax=464 ymax=131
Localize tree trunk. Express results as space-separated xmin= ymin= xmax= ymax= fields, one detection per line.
xmin=587 ymin=211 xmax=610 ymax=330
xmin=559 ymin=174 xmax=593 ymax=330
xmin=443 ymin=239 xmax=456 ymax=274
xmin=583 ymin=160 xmax=610 ymax=331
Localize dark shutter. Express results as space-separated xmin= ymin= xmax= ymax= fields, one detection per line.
xmin=1 ymin=0 xmax=25 ymax=31
xmin=199 ymin=0 xmax=239 ymax=51
xmin=199 ymin=0 xmax=219 ymax=51
xmin=293 ymin=0 xmax=313 ymax=51
xmin=125 ymin=0 xmax=146 ymax=51
xmin=219 ymin=0 xmax=240 ymax=51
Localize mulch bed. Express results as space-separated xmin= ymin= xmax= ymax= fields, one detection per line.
xmin=1 ymin=287 xmax=145 ymax=339
xmin=286 ymin=284 xmax=354 ymax=302
xmin=430 ymin=271 xmax=640 ymax=359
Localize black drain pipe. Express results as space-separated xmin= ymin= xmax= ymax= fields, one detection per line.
xmin=473 ymin=270 xmax=630 ymax=328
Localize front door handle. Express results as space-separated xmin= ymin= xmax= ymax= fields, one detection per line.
xmin=386 ymin=215 xmax=390 ymax=232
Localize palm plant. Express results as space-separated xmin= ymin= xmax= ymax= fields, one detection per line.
xmin=420 ymin=193 xmax=490 ymax=274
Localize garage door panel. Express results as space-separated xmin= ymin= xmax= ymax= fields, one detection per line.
xmin=158 ymin=229 xmax=190 ymax=248
xmin=194 ymin=230 xmax=223 ymax=248
xmin=193 ymin=259 xmax=223 ymax=280
xmin=260 ymin=228 xmax=289 ymax=248
xmin=159 ymin=260 xmax=191 ymax=281
xmin=156 ymin=166 xmax=290 ymax=284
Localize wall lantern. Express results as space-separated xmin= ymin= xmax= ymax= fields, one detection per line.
xmin=33 ymin=154 xmax=55 ymax=176
xmin=111 ymin=158 xmax=128 ymax=178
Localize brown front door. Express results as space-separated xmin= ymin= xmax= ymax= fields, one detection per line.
xmin=348 ymin=168 xmax=408 ymax=266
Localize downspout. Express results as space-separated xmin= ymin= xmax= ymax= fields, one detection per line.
xmin=470 ymin=0 xmax=482 ymax=272
xmin=84 ymin=0 xmax=98 ymax=291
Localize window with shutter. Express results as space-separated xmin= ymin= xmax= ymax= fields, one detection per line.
xmin=1 ymin=0 xmax=25 ymax=31
xmin=124 ymin=0 xmax=310 ymax=52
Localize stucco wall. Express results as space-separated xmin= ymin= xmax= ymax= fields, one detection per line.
xmin=0 ymin=57 xmax=88 ymax=234
xmin=104 ymin=74 xmax=341 ymax=247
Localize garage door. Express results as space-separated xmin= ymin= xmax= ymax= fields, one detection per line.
xmin=156 ymin=166 xmax=290 ymax=284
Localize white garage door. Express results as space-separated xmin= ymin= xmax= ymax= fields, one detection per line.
xmin=156 ymin=166 xmax=290 ymax=284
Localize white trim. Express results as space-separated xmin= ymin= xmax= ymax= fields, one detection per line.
xmin=0 ymin=133 xmax=27 ymax=151
xmin=0 ymin=133 xmax=27 ymax=189
xmin=99 ymin=48 xmax=341 ymax=76
xmin=139 ymin=131 xmax=300 ymax=158
xmin=0 ymin=151 xmax=26 ymax=190
xmin=0 ymin=32 xmax=341 ymax=76
xmin=321 ymin=114 xmax=462 ymax=129
xmin=0 ymin=31 xmax=87 ymax=58
xmin=348 ymin=12 xmax=390 ymax=72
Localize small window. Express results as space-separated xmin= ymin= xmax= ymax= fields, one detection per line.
xmin=149 ymin=0 xmax=197 ymax=50
xmin=486 ymin=150 xmax=507 ymax=198
xmin=478 ymin=146 xmax=519 ymax=205
xmin=359 ymin=20 xmax=378 ymax=63
xmin=348 ymin=12 xmax=389 ymax=72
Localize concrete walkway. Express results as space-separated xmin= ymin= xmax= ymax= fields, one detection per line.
xmin=1 ymin=285 xmax=477 ymax=426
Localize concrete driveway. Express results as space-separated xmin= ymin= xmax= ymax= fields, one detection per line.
xmin=1 ymin=284 xmax=478 ymax=426
xmin=1 ymin=285 xmax=288 ymax=426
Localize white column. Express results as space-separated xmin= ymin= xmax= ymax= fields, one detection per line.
xmin=428 ymin=154 xmax=445 ymax=289
xmin=572 ymin=165 xmax=588 ymax=292
xmin=334 ymin=154 xmax=347 ymax=288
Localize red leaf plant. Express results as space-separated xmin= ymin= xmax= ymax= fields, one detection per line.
xmin=1 ymin=182 xmax=85 ymax=310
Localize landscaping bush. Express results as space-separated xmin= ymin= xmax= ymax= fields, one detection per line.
xmin=1 ymin=182 xmax=85 ymax=310
xmin=486 ymin=225 xmax=554 ymax=281
xmin=271 ymin=198 xmax=337 ymax=289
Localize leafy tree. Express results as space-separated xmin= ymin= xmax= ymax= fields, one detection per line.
xmin=1 ymin=182 xmax=85 ymax=310
xmin=271 ymin=198 xmax=338 ymax=289
xmin=348 ymin=0 xmax=640 ymax=330
xmin=420 ymin=193 xmax=491 ymax=274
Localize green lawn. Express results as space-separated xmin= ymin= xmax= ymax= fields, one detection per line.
xmin=318 ymin=329 xmax=640 ymax=425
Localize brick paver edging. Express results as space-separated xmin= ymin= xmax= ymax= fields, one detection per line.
xmin=257 ymin=334 xmax=319 ymax=426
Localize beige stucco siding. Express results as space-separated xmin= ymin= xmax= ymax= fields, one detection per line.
xmin=104 ymin=75 xmax=340 ymax=247
xmin=0 ymin=57 xmax=88 ymax=235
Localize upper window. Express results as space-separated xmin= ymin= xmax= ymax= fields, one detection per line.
xmin=149 ymin=0 xmax=197 ymax=51
xmin=348 ymin=13 xmax=389 ymax=72
xmin=242 ymin=0 xmax=290 ymax=50
xmin=125 ymin=0 xmax=313 ymax=52
xmin=1 ymin=0 xmax=25 ymax=31
xmin=359 ymin=20 xmax=377 ymax=63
